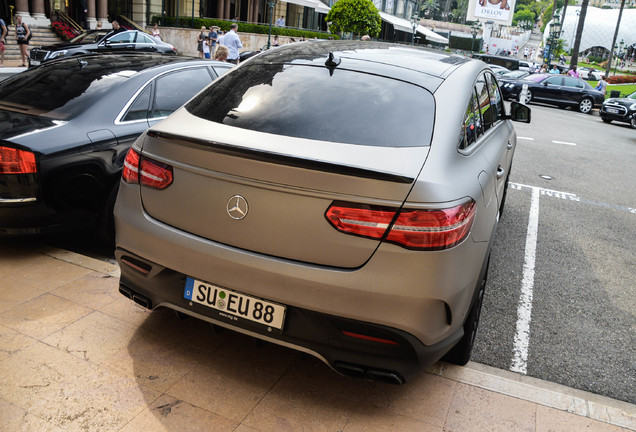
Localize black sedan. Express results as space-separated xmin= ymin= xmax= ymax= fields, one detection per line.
xmin=29 ymin=30 xmax=177 ymax=66
xmin=600 ymin=91 xmax=636 ymax=129
xmin=0 ymin=53 xmax=232 ymax=243
xmin=500 ymin=73 xmax=605 ymax=114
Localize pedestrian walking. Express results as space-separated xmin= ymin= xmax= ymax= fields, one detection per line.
xmin=567 ymin=65 xmax=579 ymax=78
xmin=152 ymin=23 xmax=161 ymax=41
xmin=197 ymin=26 xmax=207 ymax=58
xmin=0 ymin=17 xmax=7 ymax=67
xmin=15 ymin=15 xmax=31 ymax=67
xmin=595 ymin=75 xmax=608 ymax=96
xmin=224 ymin=23 xmax=242 ymax=65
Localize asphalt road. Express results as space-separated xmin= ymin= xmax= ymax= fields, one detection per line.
xmin=471 ymin=102 xmax=636 ymax=404
xmin=46 ymin=102 xmax=636 ymax=404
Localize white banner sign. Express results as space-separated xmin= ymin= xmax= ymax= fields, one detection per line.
xmin=467 ymin=0 xmax=515 ymax=26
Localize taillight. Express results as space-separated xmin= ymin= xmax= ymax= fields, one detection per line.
xmin=0 ymin=146 xmax=37 ymax=174
xmin=325 ymin=200 xmax=476 ymax=251
xmin=122 ymin=148 xmax=140 ymax=184
xmin=122 ymin=148 xmax=173 ymax=190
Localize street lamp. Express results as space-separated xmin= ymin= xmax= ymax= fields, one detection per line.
xmin=266 ymin=0 xmax=278 ymax=49
xmin=471 ymin=22 xmax=480 ymax=52
xmin=411 ymin=10 xmax=420 ymax=45
xmin=614 ymin=39 xmax=625 ymax=75
xmin=544 ymin=14 xmax=561 ymax=65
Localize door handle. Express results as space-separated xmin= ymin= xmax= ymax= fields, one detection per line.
xmin=507 ymin=141 xmax=513 ymax=149
xmin=497 ymin=166 xmax=505 ymax=179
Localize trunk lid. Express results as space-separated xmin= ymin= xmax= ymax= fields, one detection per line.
xmin=138 ymin=110 xmax=430 ymax=268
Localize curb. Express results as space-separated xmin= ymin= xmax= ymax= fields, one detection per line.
xmin=427 ymin=362 xmax=636 ymax=430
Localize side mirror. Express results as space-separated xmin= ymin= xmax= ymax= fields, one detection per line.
xmin=509 ymin=101 xmax=531 ymax=123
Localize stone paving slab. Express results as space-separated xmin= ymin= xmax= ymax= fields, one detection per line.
xmin=0 ymin=243 xmax=634 ymax=431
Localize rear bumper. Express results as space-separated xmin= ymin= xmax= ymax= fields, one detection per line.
xmin=0 ymin=201 xmax=94 ymax=236
xmin=117 ymin=247 xmax=462 ymax=383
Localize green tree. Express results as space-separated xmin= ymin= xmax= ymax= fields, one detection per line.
xmin=325 ymin=0 xmax=382 ymax=38
xmin=513 ymin=8 xmax=535 ymax=26
xmin=423 ymin=0 xmax=440 ymax=19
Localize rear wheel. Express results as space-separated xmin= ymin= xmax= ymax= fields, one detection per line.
xmin=631 ymin=116 xmax=636 ymax=129
xmin=579 ymin=97 xmax=593 ymax=114
xmin=96 ymin=182 xmax=119 ymax=248
xmin=518 ymin=90 xmax=532 ymax=105
xmin=442 ymin=255 xmax=489 ymax=366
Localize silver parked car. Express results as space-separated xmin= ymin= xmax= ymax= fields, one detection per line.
xmin=114 ymin=41 xmax=530 ymax=384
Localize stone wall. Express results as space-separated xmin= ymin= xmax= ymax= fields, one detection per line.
xmin=149 ymin=26 xmax=296 ymax=57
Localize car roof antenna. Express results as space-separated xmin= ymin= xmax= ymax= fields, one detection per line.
xmin=325 ymin=52 xmax=340 ymax=76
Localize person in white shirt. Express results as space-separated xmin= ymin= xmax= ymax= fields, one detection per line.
xmin=217 ymin=31 xmax=225 ymax=46
xmin=275 ymin=16 xmax=285 ymax=27
xmin=224 ymin=23 xmax=242 ymax=64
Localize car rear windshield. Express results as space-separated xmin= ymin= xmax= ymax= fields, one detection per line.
xmin=0 ymin=61 xmax=139 ymax=120
xmin=186 ymin=64 xmax=434 ymax=147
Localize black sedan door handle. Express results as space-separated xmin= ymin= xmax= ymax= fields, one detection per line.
xmin=507 ymin=141 xmax=513 ymax=149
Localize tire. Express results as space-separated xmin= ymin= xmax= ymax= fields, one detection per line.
xmin=601 ymin=117 xmax=612 ymax=124
xmin=518 ymin=90 xmax=532 ymax=105
xmin=631 ymin=116 xmax=636 ymax=129
xmin=96 ymin=182 xmax=119 ymax=249
xmin=498 ymin=171 xmax=510 ymax=219
xmin=579 ymin=97 xmax=593 ymax=114
xmin=442 ymin=254 xmax=490 ymax=366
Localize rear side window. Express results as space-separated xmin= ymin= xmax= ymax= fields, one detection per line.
xmin=475 ymin=75 xmax=495 ymax=132
xmin=152 ymin=67 xmax=213 ymax=118
xmin=186 ymin=64 xmax=435 ymax=147
xmin=485 ymin=72 xmax=504 ymax=121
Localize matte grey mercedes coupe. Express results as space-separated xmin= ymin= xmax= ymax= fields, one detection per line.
xmin=114 ymin=41 xmax=530 ymax=384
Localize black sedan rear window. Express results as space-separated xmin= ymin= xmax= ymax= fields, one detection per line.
xmin=186 ymin=64 xmax=434 ymax=147
xmin=0 ymin=57 xmax=172 ymax=120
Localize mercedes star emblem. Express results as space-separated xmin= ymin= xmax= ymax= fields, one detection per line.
xmin=227 ymin=195 xmax=249 ymax=220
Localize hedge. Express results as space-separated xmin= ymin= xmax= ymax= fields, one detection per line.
xmin=449 ymin=35 xmax=482 ymax=51
xmin=606 ymin=75 xmax=636 ymax=84
xmin=152 ymin=16 xmax=338 ymax=40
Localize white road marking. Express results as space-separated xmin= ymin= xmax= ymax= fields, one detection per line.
xmin=552 ymin=140 xmax=577 ymax=146
xmin=511 ymin=186 xmax=540 ymax=375
xmin=518 ymin=137 xmax=534 ymax=140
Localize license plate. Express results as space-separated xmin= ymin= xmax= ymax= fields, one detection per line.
xmin=184 ymin=278 xmax=286 ymax=330
xmin=606 ymin=108 xmax=619 ymax=114
xmin=30 ymin=60 xmax=40 ymax=66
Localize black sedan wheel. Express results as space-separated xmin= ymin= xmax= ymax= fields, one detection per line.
xmin=518 ymin=90 xmax=532 ymax=105
xmin=602 ymin=117 xmax=612 ymax=124
xmin=631 ymin=116 xmax=636 ymax=129
xmin=579 ymin=97 xmax=593 ymax=114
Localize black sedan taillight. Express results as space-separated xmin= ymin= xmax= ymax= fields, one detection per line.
xmin=0 ymin=146 xmax=37 ymax=174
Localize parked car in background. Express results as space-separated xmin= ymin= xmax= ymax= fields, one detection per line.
xmin=473 ymin=53 xmax=520 ymax=70
xmin=29 ymin=29 xmax=177 ymax=66
xmin=600 ymin=90 xmax=636 ymax=128
xmin=578 ymin=67 xmax=604 ymax=81
xmin=500 ymin=73 xmax=605 ymax=113
xmin=114 ymin=41 xmax=530 ymax=384
xmin=498 ymin=70 xmax=530 ymax=81
xmin=0 ymin=53 xmax=232 ymax=243
xmin=489 ymin=64 xmax=511 ymax=78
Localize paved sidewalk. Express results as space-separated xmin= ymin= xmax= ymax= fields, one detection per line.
xmin=0 ymin=243 xmax=634 ymax=431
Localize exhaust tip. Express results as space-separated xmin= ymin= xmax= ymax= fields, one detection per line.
xmin=334 ymin=362 xmax=405 ymax=384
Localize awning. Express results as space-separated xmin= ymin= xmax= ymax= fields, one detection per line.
xmin=379 ymin=11 xmax=413 ymax=33
xmin=417 ymin=25 xmax=449 ymax=44
xmin=379 ymin=11 xmax=449 ymax=43
xmin=283 ymin=0 xmax=330 ymax=13
xmin=313 ymin=1 xmax=330 ymax=14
